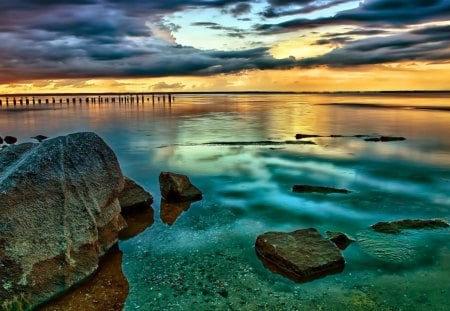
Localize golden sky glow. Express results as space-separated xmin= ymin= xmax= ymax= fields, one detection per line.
xmin=1 ymin=62 xmax=449 ymax=94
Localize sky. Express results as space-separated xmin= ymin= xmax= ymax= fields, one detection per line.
xmin=1 ymin=0 xmax=450 ymax=93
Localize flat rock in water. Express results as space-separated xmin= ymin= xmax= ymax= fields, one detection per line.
xmin=159 ymin=171 xmax=202 ymax=202
xmin=119 ymin=176 xmax=153 ymax=214
xmin=255 ymin=228 xmax=345 ymax=282
xmin=371 ymin=219 xmax=449 ymax=234
xmin=292 ymin=185 xmax=351 ymax=194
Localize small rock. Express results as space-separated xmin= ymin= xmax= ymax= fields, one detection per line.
xmin=364 ymin=137 xmax=381 ymax=142
xmin=325 ymin=231 xmax=353 ymax=250
xmin=0 ymin=136 xmax=3 ymax=144
xmin=295 ymin=133 xmax=321 ymax=139
xmin=380 ymin=136 xmax=406 ymax=142
xmin=292 ymin=185 xmax=351 ymax=194
xmin=255 ymin=228 xmax=345 ymax=282
xmin=119 ymin=177 xmax=153 ymax=214
xmin=364 ymin=136 xmax=406 ymax=142
xmin=31 ymin=135 xmax=48 ymax=142
xmin=4 ymin=135 xmax=17 ymax=144
xmin=371 ymin=219 xmax=449 ymax=234
xmin=159 ymin=171 xmax=202 ymax=202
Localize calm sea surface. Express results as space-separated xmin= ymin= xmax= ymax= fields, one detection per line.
xmin=1 ymin=93 xmax=450 ymax=310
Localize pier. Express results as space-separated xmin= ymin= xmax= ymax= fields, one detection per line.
xmin=0 ymin=93 xmax=175 ymax=109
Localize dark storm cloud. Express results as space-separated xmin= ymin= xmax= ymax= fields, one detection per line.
xmin=1 ymin=0 xmax=294 ymax=83
xmin=0 ymin=28 xmax=297 ymax=83
xmin=313 ymin=28 xmax=387 ymax=45
xmin=324 ymin=29 xmax=388 ymax=37
xmin=229 ymin=3 xmax=252 ymax=16
xmin=299 ymin=24 xmax=450 ymax=67
xmin=257 ymin=0 xmax=450 ymax=33
xmin=314 ymin=36 xmax=352 ymax=45
xmin=1 ymin=0 xmax=450 ymax=83
xmin=262 ymin=0 xmax=354 ymax=18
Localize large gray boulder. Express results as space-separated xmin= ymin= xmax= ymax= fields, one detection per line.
xmin=255 ymin=228 xmax=345 ymax=282
xmin=0 ymin=132 xmax=126 ymax=309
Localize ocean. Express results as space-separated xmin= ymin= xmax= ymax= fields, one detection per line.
xmin=1 ymin=92 xmax=449 ymax=310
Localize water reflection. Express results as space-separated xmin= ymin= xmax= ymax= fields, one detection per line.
xmin=38 ymin=245 xmax=128 ymax=311
xmin=119 ymin=207 xmax=155 ymax=241
xmin=160 ymin=199 xmax=193 ymax=225
xmin=1 ymin=93 xmax=449 ymax=310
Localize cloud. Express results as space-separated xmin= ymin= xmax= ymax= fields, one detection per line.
xmin=261 ymin=0 xmax=354 ymax=18
xmin=1 ymin=0 xmax=450 ymax=84
xmin=191 ymin=21 xmax=248 ymax=38
xmin=257 ymin=0 xmax=450 ymax=33
xmin=299 ymin=24 xmax=450 ymax=67
xmin=151 ymin=82 xmax=186 ymax=90
xmin=0 ymin=0 xmax=282 ymax=83
xmin=228 ymin=3 xmax=252 ymax=16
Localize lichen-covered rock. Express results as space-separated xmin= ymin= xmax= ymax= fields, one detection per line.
xmin=159 ymin=171 xmax=202 ymax=202
xmin=255 ymin=228 xmax=345 ymax=282
xmin=119 ymin=177 xmax=153 ymax=214
xmin=371 ymin=219 xmax=449 ymax=234
xmin=0 ymin=132 xmax=126 ymax=309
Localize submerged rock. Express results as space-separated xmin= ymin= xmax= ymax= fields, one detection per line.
xmin=326 ymin=231 xmax=353 ymax=250
xmin=255 ymin=228 xmax=345 ymax=282
xmin=31 ymin=134 xmax=48 ymax=142
xmin=159 ymin=171 xmax=202 ymax=202
xmin=380 ymin=136 xmax=406 ymax=142
xmin=364 ymin=136 xmax=406 ymax=142
xmin=371 ymin=219 xmax=449 ymax=234
xmin=364 ymin=137 xmax=381 ymax=142
xmin=0 ymin=132 xmax=126 ymax=309
xmin=295 ymin=133 xmax=321 ymax=139
xmin=119 ymin=176 xmax=153 ymax=214
xmin=292 ymin=185 xmax=351 ymax=194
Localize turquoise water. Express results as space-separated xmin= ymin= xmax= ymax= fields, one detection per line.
xmin=1 ymin=93 xmax=450 ymax=310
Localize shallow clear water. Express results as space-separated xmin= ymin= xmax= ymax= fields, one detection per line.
xmin=1 ymin=93 xmax=450 ymax=310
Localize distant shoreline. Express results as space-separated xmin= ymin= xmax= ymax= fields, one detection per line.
xmin=1 ymin=90 xmax=450 ymax=97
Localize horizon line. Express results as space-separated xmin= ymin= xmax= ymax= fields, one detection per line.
xmin=1 ymin=90 xmax=450 ymax=97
